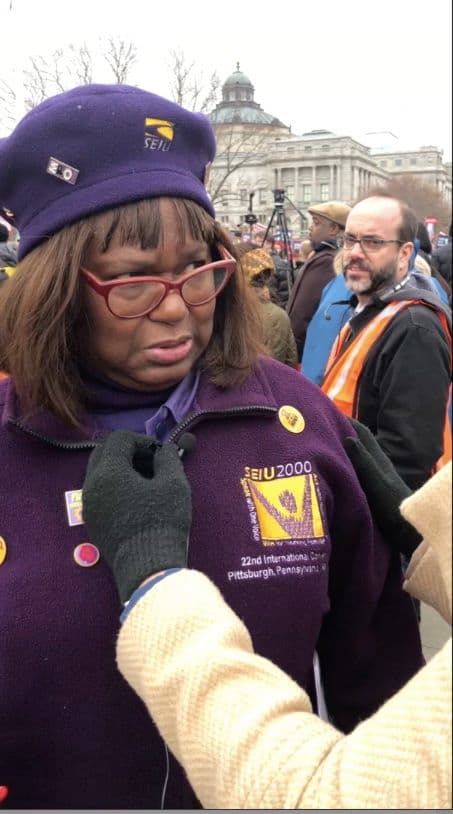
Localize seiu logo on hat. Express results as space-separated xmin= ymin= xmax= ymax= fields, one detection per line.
xmin=144 ymin=117 xmax=174 ymax=152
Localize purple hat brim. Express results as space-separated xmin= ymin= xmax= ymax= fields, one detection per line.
xmin=18 ymin=168 xmax=215 ymax=260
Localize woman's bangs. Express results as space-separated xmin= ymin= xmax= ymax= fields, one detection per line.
xmin=87 ymin=198 xmax=217 ymax=253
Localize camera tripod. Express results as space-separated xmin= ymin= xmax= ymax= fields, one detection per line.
xmin=260 ymin=189 xmax=296 ymax=289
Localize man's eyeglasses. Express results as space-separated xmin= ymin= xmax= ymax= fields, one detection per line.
xmin=80 ymin=246 xmax=236 ymax=319
xmin=339 ymin=235 xmax=405 ymax=254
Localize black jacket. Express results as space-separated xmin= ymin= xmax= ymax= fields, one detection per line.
xmin=269 ymin=253 xmax=293 ymax=308
xmin=287 ymin=242 xmax=336 ymax=355
xmin=333 ymin=283 xmax=451 ymax=491
xmin=433 ymin=240 xmax=452 ymax=287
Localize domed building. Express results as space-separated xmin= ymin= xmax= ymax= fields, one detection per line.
xmin=207 ymin=65 xmax=291 ymax=232
xmin=209 ymin=63 xmax=289 ymax=130
xmin=207 ymin=67 xmax=451 ymax=244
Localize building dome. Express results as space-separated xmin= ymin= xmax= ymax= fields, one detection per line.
xmin=223 ymin=65 xmax=254 ymax=89
xmin=209 ymin=64 xmax=288 ymax=130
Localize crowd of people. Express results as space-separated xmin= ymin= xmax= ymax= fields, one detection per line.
xmin=0 ymin=82 xmax=451 ymax=810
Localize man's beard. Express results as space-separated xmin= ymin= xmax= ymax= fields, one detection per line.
xmin=344 ymin=257 xmax=398 ymax=295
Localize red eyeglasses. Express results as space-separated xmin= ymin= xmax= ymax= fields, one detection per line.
xmin=81 ymin=246 xmax=236 ymax=319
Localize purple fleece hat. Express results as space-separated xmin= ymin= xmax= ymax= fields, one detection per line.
xmin=0 ymin=84 xmax=217 ymax=260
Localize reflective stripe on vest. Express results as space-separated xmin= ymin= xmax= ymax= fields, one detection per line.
xmin=321 ymin=299 xmax=452 ymax=472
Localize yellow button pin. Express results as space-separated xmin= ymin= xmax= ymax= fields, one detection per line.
xmin=278 ymin=405 xmax=305 ymax=434
xmin=0 ymin=536 xmax=7 ymax=566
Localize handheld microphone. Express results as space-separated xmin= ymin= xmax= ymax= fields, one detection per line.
xmin=177 ymin=432 xmax=196 ymax=459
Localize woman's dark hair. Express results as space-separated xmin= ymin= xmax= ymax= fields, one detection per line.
xmin=0 ymin=198 xmax=264 ymax=425
xmin=416 ymin=222 xmax=432 ymax=254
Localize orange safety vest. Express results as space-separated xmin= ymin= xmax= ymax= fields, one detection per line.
xmin=322 ymin=299 xmax=452 ymax=472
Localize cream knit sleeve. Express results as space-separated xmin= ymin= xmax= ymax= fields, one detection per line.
xmin=117 ymin=565 xmax=451 ymax=809
xmin=116 ymin=461 xmax=452 ymax=810
xmin=402 ymin=462 xmax=452 ymax=622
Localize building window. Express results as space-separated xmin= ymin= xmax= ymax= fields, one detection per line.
xmin=320 ymin=183 xmax=329 ymax=201
xmin=380 ymin=160 xmax=387 ymax=167
xmin=240 ymin=189 xmax=247 ymax=202
xmin=303 ymin=185 xmax=312 ymax=204
xmin=322 ymin=144 xmax=329 ymax=151
xmin=410 ymin=157 xmax=417 ymax=165
xmin=304 ymin=146 xmax=312 ymax=152
xmin=394 ymin=159 xmax=402 ymax=167
xmin=287 ymin=146 xmax=294 ymax=153
xmin=258 ymin=188 xmax=267 ymax=205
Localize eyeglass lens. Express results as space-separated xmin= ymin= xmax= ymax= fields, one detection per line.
xmin=343 ymin=237 xmax=377 ymax=252
xmin=108 ymin=264 xmax=229 ymax=317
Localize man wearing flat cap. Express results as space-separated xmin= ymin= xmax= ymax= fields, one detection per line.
xmin=287 ymin=201 xmax=350 ymax=356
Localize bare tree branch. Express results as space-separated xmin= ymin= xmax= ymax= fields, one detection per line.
xmin=208 ymin=125 xmax=270 ymax=203
xmin=168 ymin=49 xmax=194 ymax=106
xmin=103 ymin=37 xmax=137 ymax=84
xmin=21 ymin=38 xmax=136 ymax=114
xmin=168 ymin=49 xmax=220 ymax=112
xmin=366 ymin=174 xmax=451 ymax=232
xmin=22 ymin=49 xmax=70 ymax=110
xmin=0 ymin=78 xmax=17 ymax=128
xmin=51 ymin=49 xmax=67 ymax=93
xmin=199 ymin=71 xmax=221 ymax=114
xmin=69 ymin=43 xmax=93 ymax=85
xmin=23 ymin=55 xmax=49 ymax=109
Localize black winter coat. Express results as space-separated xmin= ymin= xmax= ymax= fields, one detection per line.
xmin=433 ymin=240 xmax=452 ymax=287
xmin=337 ymin=287 xmax=451 ymax=491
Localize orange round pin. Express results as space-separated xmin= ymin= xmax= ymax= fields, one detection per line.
xmin=278 ymin=405 xmax=305 ymax=434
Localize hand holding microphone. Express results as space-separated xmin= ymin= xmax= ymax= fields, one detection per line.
xmin=82 ymin=430 xmax=193 ymax=603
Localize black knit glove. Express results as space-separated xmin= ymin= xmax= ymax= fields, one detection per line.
xmin=82 ymin=430 xmax=192 ymax=603
xmin=344 ymin=418 xmax=422 ymax=559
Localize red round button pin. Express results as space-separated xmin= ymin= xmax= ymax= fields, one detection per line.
xmin=0 ymin=786 xmax=8 ymax=804
xmin=73 ymin=542 xmax=100 ymax=567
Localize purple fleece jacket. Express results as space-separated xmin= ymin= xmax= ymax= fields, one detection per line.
xmin=0 ymin=357 xmax=423 ymax=809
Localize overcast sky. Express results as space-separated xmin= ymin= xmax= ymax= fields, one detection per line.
xmin=2 ymin=0 xmax=452 ymax=160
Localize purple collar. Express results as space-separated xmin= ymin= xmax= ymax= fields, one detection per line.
xmin=85 ymin=369 xmax=200 ymax=441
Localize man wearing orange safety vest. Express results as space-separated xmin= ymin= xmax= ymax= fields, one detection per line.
xmin=322 ymin=195 xmax=451 ymax=491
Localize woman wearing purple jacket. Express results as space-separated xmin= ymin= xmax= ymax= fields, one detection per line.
xmin=0 ymin=84 xmax=423 ymax=810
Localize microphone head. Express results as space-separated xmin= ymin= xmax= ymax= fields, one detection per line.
xmin=177 ymin=432 xmax=196 ymax=458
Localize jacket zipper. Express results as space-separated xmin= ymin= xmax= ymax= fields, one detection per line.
xmin=8 ymin=405 xmax=278 ymax=450
xmin=167 ymin=405 xmax=277 ymax=444
xmin=7 ymin=417 xmax=98 ymax=451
